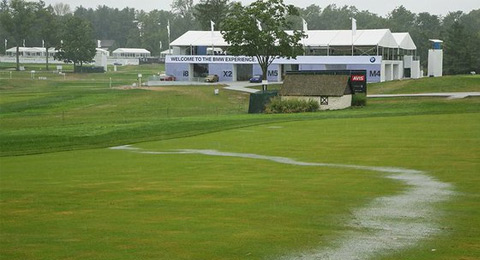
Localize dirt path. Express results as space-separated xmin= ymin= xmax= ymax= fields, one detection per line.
xmin=110 ymin=145 xmax=454 ymax=259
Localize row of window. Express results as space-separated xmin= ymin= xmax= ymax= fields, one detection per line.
xmin=5 ymin=52 xmax=55 ymax=57
xmin=113 ymin=53 xmax=150 ymax=58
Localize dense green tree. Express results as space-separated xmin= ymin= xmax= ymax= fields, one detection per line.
xmin=194 ymin=0 xmax=232 ymax=31
xmin=170 ymin=0 xmax=199 ymax=40
xmin=410 ymin=12 xmax=441 ymax=68
xmin=52 ymin=2 xmax=70 ymax=16
xmin=298 ymin=4 xmax=385 ymax=31
xmin=171 ymin=0 xmax=193 ymax=18
xmin=354 ymin=10 xmax=386 ymax=29
xmin=222 ymin=0 xmax=305 ymax=83
xmin=443 ymin=20 xmax=479 ymax=74
xmin=0 ymin=0 xmax=7 ymax=54
xmin=134 ymin=10 xmax=174 ymax=55
xmin=299 ymin=4 xmax=322 ymax=29
xmin=387 ymin=5 xmax=416 ymax=32
xmin=55 ymin=16 xmax=96 ymax=72
xmin=35 ymin=2 xmax=60 ymax=70
xmin=441 ymin=11 xmax=463 ymax=29
xmin=439 ymin=10 xmax=480 ymax=74
xmin=319 ymin=4 xmax=356 ymax=30
xmin=0 ymin=0 xmax=39 ymax=70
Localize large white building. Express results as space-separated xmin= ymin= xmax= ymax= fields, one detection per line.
xmin=165 ymin=29 xmax=421 ymax=83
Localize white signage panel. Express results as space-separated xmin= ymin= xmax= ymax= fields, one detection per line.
xmin=166 ymin=55 xmax=382 ymax=65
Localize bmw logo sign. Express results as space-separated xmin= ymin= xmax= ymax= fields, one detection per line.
xmin=370 ymin=57 xmax=376 ymax=63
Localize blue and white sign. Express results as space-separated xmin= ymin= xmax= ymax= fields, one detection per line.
xmin=165 ymin=55 xmax=382 ymax=83
xmin=166 ymin=55 xmax=382 ymax=65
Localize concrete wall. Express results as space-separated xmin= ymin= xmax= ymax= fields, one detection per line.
xmin=428 ymin=49 xmax=443 ymax=77
xmin=282 ymin=95 xmax=352 ymax=110
xmin=411 ymin=60 xmax=421 ymax=79
xmin=381 ymin=60 xmax=403 ymax=82
xmin=403 ymin=55 xmax=413 ymax=68
xmin=166 ymin=63 xmax=191 ymax=81
xmin=252 ymin=64 xmax=281 ymax=82
xmin=209 ymin=63 xmax=234 ymax=82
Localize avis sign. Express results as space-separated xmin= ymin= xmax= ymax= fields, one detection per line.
xmin=351 ymin=75 xmax=365 ymax=82
xmin=350 ymin=72 xmax=367 ymax=94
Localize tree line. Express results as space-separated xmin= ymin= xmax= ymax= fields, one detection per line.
xmin=1 ymin=0 xmax=479 ymax=74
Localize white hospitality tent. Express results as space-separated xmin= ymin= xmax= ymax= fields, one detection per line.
xmin=301 ymin=29 xmax=398 ymax=48
xmin=392 ymin=32 xmax=417 ymax=50
xmin=300 ymin=29 xmax=400 ymax=57
xmin=6 ymin=47 xmax=57 ymax=57
xmin=112 ymin=48 xmax=151 ymax=58
xmin=170 ymin=31 xmax=229 ymax=47
xmin=392 ymin=32 xmax=417 ymax=57
xmin=170 ymin=29 xmax=413 ymax=60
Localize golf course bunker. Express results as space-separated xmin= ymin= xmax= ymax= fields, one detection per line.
xmin=110 ymin=145 xmax=454 ymax=259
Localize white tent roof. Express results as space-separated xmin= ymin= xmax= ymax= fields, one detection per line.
xmin=170 ymin=31 xmax=229 ymax=47
xmin=171 ymin=29 xmax=407 ymax=49
xmin=303 ymin=29 xmax=399 ymax=48
xmin=393 ymin=33 xmax=417 ymax=50
xmin=96 ymin=48 xmax=109 ymax=55
xmin=6 ymin=47 xmax=56 ymax=52
xmin=112 ymin=48 xmax=151 ymax=54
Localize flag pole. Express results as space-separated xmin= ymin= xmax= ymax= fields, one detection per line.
xmin=167 ymin=20 xmax=171 ymax=55
xmin=211 ymin=20 xmax=215 ymax=55
xmin=351 ymin=18 xmax=356 ymax=56
xmin=302 ymin=18 xmax=308 ymax=55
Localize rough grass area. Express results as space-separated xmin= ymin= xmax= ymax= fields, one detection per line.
xmin=0 ymin=73 xmax=249 ymax=156
xmin=1 ymin=73 xmax=479 ymax=156
xmin=368 ymin=74 xmax=480 ymax=94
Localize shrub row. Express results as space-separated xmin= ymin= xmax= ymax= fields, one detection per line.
xmin=74 ymin=66 xmax=105 ymax=73
xmin=265 ymin=97 xmax=319 ymax=114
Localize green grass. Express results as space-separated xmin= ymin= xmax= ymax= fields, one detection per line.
xmin=1 ymin=113 xmax=479 ymax=259
xmin=1 ymin=68 xmax=479 ymax=157
xmin=0 ymin=68 xmax=479 ymax=259
xmin=368 ymin=74 xmax=480 ymax=94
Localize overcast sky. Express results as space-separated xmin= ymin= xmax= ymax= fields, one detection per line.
xmin=40 ymin=0 xmax=478 ymax=16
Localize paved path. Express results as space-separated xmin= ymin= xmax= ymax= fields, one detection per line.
xmin=223 ymin=82 xmax=480 ymax=99
xmin=223 ymin=81 xmax=262 ymax=93
xmin=367 ymin=92 xmax=480 ymax=99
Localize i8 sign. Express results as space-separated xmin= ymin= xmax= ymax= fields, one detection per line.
xmin=351 ymin=75 xmax=365 ymax=82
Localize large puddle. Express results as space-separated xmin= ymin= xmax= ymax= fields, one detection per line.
xmin=110 ymin=145 xmax=453 ymax=259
